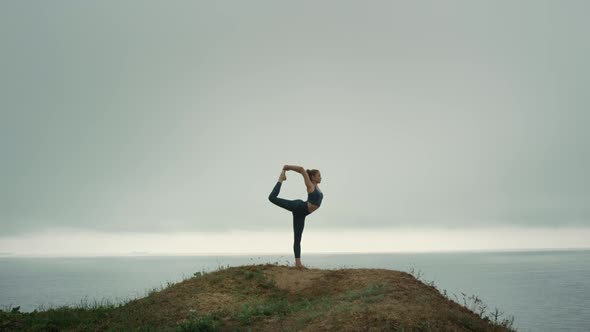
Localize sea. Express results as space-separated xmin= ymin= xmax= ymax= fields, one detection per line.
xmin=1 ymin=249 xmax=589 ymax=332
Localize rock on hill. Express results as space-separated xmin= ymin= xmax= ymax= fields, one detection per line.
xmin=0 ymin=263 xmax=517 ymax=331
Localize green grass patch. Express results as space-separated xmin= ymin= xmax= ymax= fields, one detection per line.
xmin=177 ymin=310 xmax=219 ymax=332
xmin=340 ymin=282 xmax=390 ymax=302
xmin=233 ymin=297 xmax=291 ymax=325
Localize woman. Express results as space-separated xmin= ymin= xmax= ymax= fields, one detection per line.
xmin=268 ymin=165 xmax=323 ymax=270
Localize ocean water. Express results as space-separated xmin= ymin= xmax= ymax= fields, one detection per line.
xmin=1 ymin=249 xmax=589 ymax=332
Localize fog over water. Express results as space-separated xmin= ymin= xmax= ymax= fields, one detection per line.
xmin=1 ymin=1 xmax=589 ymax=254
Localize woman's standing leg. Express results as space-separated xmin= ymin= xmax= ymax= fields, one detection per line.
xmin=293 ymin=213 xmax=305 ymax=260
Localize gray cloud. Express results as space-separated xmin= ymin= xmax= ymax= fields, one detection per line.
xmin=1 ymin=0 xmax=589 ymax=236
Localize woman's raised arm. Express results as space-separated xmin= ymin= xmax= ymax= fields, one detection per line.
xmin=283 ymin=165 xmax=304 ymax=172
xmin=283 ymin=165 xmax=314 ymax=191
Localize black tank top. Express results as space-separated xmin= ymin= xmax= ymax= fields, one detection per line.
xmin=307 ymin=186 xmax=323 ymax=206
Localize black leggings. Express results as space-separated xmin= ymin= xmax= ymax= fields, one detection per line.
xmin=268 ymin=181 xmax=310 ymax=259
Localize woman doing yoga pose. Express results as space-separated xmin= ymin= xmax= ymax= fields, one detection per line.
xmin=268 ymin=165 xmax=323 ymax=270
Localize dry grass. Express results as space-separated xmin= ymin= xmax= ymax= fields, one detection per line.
xmin=0 ymin=263 xmax=518 ymax=332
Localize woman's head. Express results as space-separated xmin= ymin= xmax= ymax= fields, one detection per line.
xmin=306 ymin=169 xmax=321 ymax=184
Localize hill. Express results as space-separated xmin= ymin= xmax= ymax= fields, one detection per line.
xmin=0 ymin=263 xmax=517 ymax=331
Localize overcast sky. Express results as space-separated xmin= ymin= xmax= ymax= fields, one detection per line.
xmin=1 ymin=1 xmax=589 ymax=254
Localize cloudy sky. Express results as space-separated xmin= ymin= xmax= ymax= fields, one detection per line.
xmin=1 ymin=1 xmax=589 ymax=255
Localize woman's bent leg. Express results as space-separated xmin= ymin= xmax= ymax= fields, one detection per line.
xmin=293 ymin=213 xmax=305 ymax=258
xmin=268 ymin=182 xmax=299 ymax=212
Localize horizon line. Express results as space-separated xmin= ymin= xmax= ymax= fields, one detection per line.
xmin=1 ymin=246 xmax=589 ymax=258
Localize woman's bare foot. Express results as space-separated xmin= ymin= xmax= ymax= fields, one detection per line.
xmin=279 ymin=170 xmax=287 ymax=182
xmin=295 ymin=258 xmax=308 ymax=270
xmin=296 ymin=264 xmax=308 ymax=270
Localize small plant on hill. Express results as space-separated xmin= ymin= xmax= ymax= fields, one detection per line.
xmin=193 ymin=267 xmax=208 ymax=278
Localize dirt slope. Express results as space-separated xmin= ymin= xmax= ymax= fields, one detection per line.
xmin=0 ymin=263 xmax=517 ymax=332
xmin=121 ymin=263 xmax=515 ymax=331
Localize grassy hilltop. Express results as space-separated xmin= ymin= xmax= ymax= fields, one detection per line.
xmin=0 ymin=263 xmax=517 ymax=331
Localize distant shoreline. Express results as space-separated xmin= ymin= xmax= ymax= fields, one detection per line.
xmin=1 ymin=247 xmax=589 ymax=258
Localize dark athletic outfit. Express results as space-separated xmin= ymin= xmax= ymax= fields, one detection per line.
xmin=268 ymin=181 xmax=323 ymax=258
